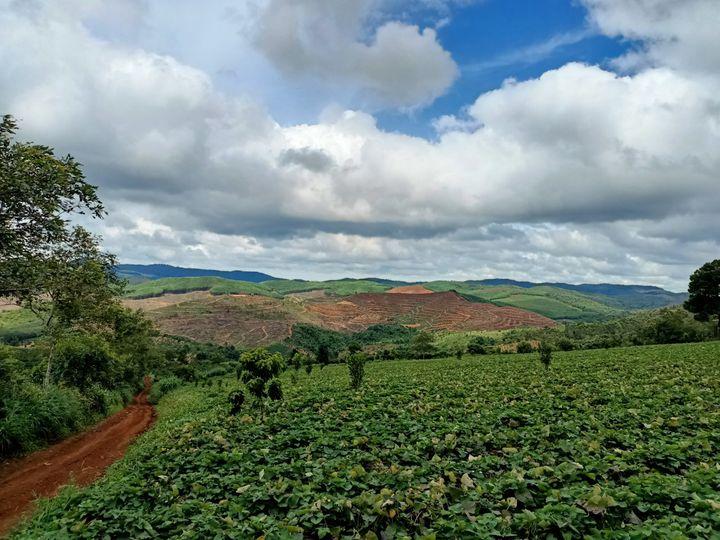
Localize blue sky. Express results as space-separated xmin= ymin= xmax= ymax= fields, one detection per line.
xmin=1 ymin=0 xmax=718 ymax=290
xmin=378 ymin=0 xmax=632 ymax=136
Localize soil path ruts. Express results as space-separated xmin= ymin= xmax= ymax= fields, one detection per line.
xmin=0 ymin=379 xmax=156 ymax=537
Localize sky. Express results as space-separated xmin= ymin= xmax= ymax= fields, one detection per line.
xmin=1 ymin=0 xmax=718 ymax=291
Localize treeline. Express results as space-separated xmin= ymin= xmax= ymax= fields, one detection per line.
xmin=497 ymin=307 xmax=715 ymax=353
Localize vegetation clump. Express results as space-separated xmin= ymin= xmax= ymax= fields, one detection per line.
xmin=346 ymin=352 xmax=367 ymax=389
xmin=538 ymin=342 xmax=552 ymax=369
xmin=238 ymin=348 xmax=284 ymax=407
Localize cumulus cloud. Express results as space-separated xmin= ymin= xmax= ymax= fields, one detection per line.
xmin=582 ymin=0 xmax=720 ymax=73
xmin=253 ymin=0 xmax=458 ymax=108
xmin=0 ymin=0 xmax=718 ymax=290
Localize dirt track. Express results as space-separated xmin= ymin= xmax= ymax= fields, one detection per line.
xmin=0 ymin=381 xmax=156 ymax=537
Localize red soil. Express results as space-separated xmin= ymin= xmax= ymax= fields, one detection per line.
xmin=0 ymin=381 xmax=156 ymax=537
xmin=307 ymin=290 xmax=555 ymax=332
xmin=387 ymin=285 xmax=433 ymax=294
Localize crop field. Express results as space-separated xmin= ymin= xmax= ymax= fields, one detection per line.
xmin=13 ymin=341 xmax=720 ymax=538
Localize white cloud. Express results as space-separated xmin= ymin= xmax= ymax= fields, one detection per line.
xmin=0 ymin=0 xmax=718 ymax=290
xmin=582 ymin=0 xmax=720 ymax=73
xmin=253 ymin=0 xmax=458 ymax=109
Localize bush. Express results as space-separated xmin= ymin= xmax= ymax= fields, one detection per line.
xmin=228 ymin=390 xmax=245 ymax=415
xmin=517 ymin=341 xmax=534 ymax=354
xmin=467 ymin=335 xmax=494 ymax=354
xmin=239 ymin=348 xmax=284 ymax=406
xmin=538 ymin=342 xmax=552 ymax=369
xmin=0 ymin=382 xmax=88 ymax=457
xmin=556 ymin=338 xmax=575 ymax=351
xmin=148 ymin=376 xmax=182 ymax=404
xmin=54 ymin=333 xmax=119 ymax=390
xmin=347 ymin=352 xmax=367 ymax=390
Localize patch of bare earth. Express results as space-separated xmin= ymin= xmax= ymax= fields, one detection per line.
xmin=306 ymin=291 xmax=555 ymax=332
xmin=147 ymin=295 xmax=310 ymax=347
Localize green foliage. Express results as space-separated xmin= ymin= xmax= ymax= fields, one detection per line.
xmin=685 ymin=259 xmax=720 ymax=335
xmin=124 ymin=276 xmax=277 ymax=299
xmin=516 ymin=341 xmax=534 ymax=353
xmin=239 ymin=348 xmax=284 ymax=405
xmin=262 ymin=279 xmax=391 ymax=296
xmin=148 ymin=376 xmax=182 ymax=405
xmin=425 ymin=281 xmax=625 ymax=321
xmin=14 ymin=342 xmax=720 ymax=538
xmin=316 ymin=343 xmax=332 ymax=369
xmin=0 ymin=308 xmax=42 ymax=344
xmin=0 ymin=115 xmax=104 ymax=298
xmin=538 ymin=342 xmax=552 ymax=369
xmin=228 ymin=389 xmax=245 ymax=415
xmin=467 ymin=335 xmax=493 ymax=355
xmin=410 ymin=331 xmax=436 ymax=359
xmin=346 ymin=352 xmax=367 ymax=389
xmin=54 ymin=333 xmax=119 ymax=390
xmin=287 ymin=323 xmax=417 ymax=358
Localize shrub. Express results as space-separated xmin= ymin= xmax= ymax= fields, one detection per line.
xmin=556 ymin=338 xmax=575 ymax=351
xmin=54 ymin=333 xmax=119 ymax=390
xmin=228 ymin=390 xmax=245 ymax=415
xmin=539 ymin=342 xmax=552 ymax=369
xmin=239 ymin=348 xmax=285 ymax=406
xmin=316 ymin=343 xmax=333 ymax=369
xmin=148 ymin=376 xmax=182 ymax=404
xmin=467 ymin=335 xmax=493 ymax=354
xmin=517 ymin=341 xmax=534 ymax=354
xmin=347 ymin=352 xmax=367 ymax=390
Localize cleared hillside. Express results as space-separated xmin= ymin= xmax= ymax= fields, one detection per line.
xmin=138 ymin=290 xmax=554 ymax=347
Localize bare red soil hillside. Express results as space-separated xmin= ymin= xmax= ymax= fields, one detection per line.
xmin=307 ymin=291 xmax=555 ymax=332
xmin=134 ymin=290 xmax=554 ymax=347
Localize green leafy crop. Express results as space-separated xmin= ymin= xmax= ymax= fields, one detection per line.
xmin=12 ymin=342 xmax=720 ymax=539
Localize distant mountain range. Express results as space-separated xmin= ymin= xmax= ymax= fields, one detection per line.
xmin=116 ymin=263 xmax=275 ymax=283
xmin=116 ymin=263 xmax=687 ymax=314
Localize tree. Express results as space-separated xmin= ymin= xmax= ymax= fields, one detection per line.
xmin=238 ymin=348 xmax=285 ymax=409
xmin=685 ymin=260 xmax=720 ymax=337
xmin=0 ymin=115 xmax=121 ymax=387
xmin=347 ymin=352 xmax=367 ymax=390
xmin=0 ymin=115 xmax=104 ymax=297
xmin=467 ymin=336 xmax=488 ymax=355
xmin=410 ymin=331 xmax=436 ymax=359
xmin=538 ymin=342 xmax=552 ymax=369
xmin=316 ymin=343 xmax=332 ymax=369
xmin=18 ymin=228 xmax=124 ymax=387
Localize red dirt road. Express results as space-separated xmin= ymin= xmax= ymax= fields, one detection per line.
xmin=0 ymin=382 xmax=156 ymax=537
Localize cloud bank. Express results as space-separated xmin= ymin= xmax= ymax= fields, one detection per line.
xmin=0 ymin=0 xmax=717 ymax=290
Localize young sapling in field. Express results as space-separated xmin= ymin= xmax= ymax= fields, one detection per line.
xmin=347 ymin=352 xmax=367 ymax=390
xmin=539 ymin=342 xmax=552 ymax=369
xmin=238 ymin=348 xmax=285 ymax=409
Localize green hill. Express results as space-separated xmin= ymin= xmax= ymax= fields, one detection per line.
xmin=261 ymin=279 xmax=391 ymax=296
xmin=425 ymin=281 xmax=624 ymax=321
xmin=124 ymin=277 xmax=278 ymax=299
